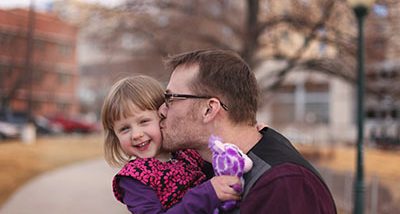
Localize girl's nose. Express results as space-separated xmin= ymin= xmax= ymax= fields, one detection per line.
xmin=132 ymin=131 xmax=144 ymax=140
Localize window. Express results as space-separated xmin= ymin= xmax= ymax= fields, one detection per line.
xmin=282 ymin=31 xmax=289 ymax=42
xmin=57 ymin=102 xmax=69 ymax=112
xmin=317 ymin=27 xmax=327 ymax=55
xmin=319 ymin=42 xmax=327 ymax=55
xmin=0 ymin=64 xmax=10 ymax=82
xmin=300 ymin=0 xmax=309 ymax=6
xmin=58 ymin=44 xmax=72 ymax=56
xmin=58 ymin=73 xmax=71 ymax=84
xmin=34 ymin=40 xmax=46 ymax=52
xmin=272 ymin=100 xmax=295 ymax=124
xmin=0 ymin=64 xmax=6 ymax=73
xmin=272 ymin=82 xmax=330 ymax=125
xmin=33 ymin=101 xmax=41 ymax=111
xmin=33 ymin=69 xmax=44 ymax=83
xmin=0 ymin=33 xmax=13 ymax=46
xmin=305 ymin=99 xmax=330 ymax=123
xmin=367 ymin=103 xmax=399 ymax=120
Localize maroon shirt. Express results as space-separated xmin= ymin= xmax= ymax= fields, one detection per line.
xmin=233 ymin=127 xmax=336 ymax=214
xmin=241 ymin=163 xmax=336 ymax=213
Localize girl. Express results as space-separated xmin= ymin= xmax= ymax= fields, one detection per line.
xmin=101 ymin=75 xmax=240 ymax=213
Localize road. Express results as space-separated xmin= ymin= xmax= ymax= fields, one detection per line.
xmin=0 ymin=158 xmax=129 ymax=214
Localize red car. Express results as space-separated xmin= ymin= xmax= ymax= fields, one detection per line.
xmin=48 ymin=115 xmax=99 ymax=133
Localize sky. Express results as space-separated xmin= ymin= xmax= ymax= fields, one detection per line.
xmin=1 ymin=0 xmax=388 ymax=17
xmin=0 ymin=0 xmax=49 ymax=8
xmin=0 ymin=0 xmax=122 ymax=10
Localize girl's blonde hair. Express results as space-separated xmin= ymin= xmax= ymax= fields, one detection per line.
xmin=101 ymin=75 xmax=164 ymax=167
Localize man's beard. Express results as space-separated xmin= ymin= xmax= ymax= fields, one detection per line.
xmin=161 ymin=105 xmax=204 ymax=152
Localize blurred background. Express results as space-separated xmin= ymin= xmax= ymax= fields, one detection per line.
xmin=0 ymin=0 xmax=399 ymax=213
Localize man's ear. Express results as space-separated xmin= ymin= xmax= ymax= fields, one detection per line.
xmin=203 ymin=98 xmax=222 ymax=123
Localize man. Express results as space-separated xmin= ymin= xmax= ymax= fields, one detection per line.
xmin=159 ymin=49 xmax=336 ymax=213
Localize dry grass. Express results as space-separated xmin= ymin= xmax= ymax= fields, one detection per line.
xmin=1 ymin=135 xmax=399 ymax=211
xmin=298 ymin=144 xmax=400 ymax=210
xmin=0 ymin=134 xmax=103 ymax=207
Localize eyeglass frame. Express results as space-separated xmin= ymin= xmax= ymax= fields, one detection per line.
xmin=164 ymin=93 xmax=229 ymax=111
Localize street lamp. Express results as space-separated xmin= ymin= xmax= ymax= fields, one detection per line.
xmin=347 ymin=0 xmax=375 ymax=214
xmin=21 ymin=0 xmax=37 ymax=144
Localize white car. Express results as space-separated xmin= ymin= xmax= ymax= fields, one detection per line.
xmin=0 ymin=121 xmax=19 ymax=140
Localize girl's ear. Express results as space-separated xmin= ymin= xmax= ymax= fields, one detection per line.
xmin=203 ymin=98 xmax=222 ymax=123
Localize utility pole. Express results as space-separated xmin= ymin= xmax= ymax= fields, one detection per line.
xmin=22 ymin=0 xmax=36 ymax=144
xmin=347 ymin=0 xmax=375 ymax=213
xmin=26 ymin=0 xmax=35 ymax=121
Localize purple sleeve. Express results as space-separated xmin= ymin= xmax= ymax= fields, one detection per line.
xmin=119 ymin=177 xmax=221 ymax=214
xmin=241 ymin=164 xmax=336 ymax=214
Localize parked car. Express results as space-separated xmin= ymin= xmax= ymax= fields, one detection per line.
xmin=48 ymin=115 xmax=99 ymax=133
xmin=0 ymin=111 xmax=62 ymax=136
xmin=34 ymin=115 xmax=63 ymax=135
xmin=0 ymin=121 xmax=19 ymax=140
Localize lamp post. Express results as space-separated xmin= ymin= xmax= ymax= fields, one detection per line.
xmin=21 ymin=0 xmax=37 ymax=144
xmin=347 ymin=0 xmax=375 ymax=213
xmin=26 ymin=0 xmax=35 ymax=121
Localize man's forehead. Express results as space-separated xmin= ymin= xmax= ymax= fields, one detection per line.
xmin=166 ymin=64 xmax=198 ymax=92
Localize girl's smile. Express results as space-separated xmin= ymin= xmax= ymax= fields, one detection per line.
xmin=134 ymin=140 xmax=151 ymax=151
xmin=113 ymin=109 xmax=169 ymax=161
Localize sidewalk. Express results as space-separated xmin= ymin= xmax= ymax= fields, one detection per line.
xmin=0 ymin=158 xmax=129 ymax=214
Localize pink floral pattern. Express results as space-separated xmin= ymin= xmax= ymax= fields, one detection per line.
xmin=113 ymin=149 xmax=206 ymax=209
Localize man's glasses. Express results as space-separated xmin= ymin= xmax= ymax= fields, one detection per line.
xmin=164 ymin=93 xmax=229 ymax=111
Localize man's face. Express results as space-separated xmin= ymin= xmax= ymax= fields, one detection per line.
xmin=159 ymin=64 xmax=205 ymax=151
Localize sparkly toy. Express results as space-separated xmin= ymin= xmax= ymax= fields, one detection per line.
xmin=208 ymin=135 xmax=253 ymax=213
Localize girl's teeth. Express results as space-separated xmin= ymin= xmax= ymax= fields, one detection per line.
xmin=138 ymin=141 xmax=149 ymax=147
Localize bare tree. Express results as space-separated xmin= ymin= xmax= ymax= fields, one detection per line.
xmin=0 ymin=29 xmax=32 ymax=114
xmin=73 ymin=0 xmax=399 ymax=98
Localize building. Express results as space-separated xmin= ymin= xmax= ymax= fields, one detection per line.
xmin=256 ymin=2 xmax=400 ymax=146
xmin=0 ymin=8 xmax=79 ymax=118
xmin=364 ymin=3 xmax=400 ymax=146
xmin=50 ymin=0 xmax=169 ymax=118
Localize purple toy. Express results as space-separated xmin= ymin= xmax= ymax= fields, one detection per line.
xmin=208 ymin=135 xmax=253 ymax=213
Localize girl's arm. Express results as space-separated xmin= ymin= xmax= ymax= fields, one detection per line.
xmin=119 ymin=176 xmax=239 ymax=214
xmin=119 ymin=177 xmax=164 ymax=213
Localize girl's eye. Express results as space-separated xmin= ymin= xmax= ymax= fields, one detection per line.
xmin=119 ymin=126 xmax=130 ymax=133
xmin=140 ymin=119 xmax=150 ymax=124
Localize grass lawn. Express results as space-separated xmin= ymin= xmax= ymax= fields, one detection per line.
xmin=1 ymin=134 xmax=399 ymax=212
xmin=298 ymin=144 xmax=400 ymax=213
xmin=0 ymin=134 xmax=104 ymax=207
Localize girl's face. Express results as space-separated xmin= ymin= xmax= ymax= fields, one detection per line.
xmin=113 ymin=109 xmax=166 ymax=161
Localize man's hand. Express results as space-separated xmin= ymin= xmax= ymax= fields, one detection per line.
xmin=210 ymin=175 xmax=241 ymax=201
xmin=256 ymin=123 xmax=267 ymax=131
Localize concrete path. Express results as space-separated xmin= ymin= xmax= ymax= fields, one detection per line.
xmin=0 ymin=158 xmax=130 ymax=214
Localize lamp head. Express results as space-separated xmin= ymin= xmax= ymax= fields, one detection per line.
xmin=347 ymin=0 xmax=375 ymax=9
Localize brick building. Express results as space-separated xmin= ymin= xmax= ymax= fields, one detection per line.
xmin=0 ymin=9 xmax=79 ymax=117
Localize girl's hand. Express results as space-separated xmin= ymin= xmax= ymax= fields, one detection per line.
xmin=210 ymin=175 xmax=241 ymax=201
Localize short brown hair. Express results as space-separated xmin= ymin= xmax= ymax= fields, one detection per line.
xmin=101 ymin=75 xmax=164 ymax=167
xmin=164 ymin=49 xmax=258 ymax=125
